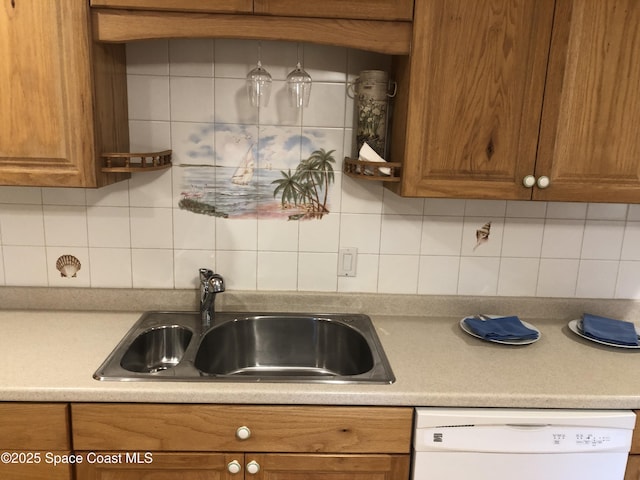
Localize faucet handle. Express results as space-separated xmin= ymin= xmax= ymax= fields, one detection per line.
xmin=200 ymin=268 xmax=224 ymax=293
xmin=199 ymin=268 xmax=214 ymax=282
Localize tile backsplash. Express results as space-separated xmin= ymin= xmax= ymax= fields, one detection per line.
xmin=1 ymin=39 xmax=639 ymax=299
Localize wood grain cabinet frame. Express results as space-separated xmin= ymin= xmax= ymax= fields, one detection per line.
xmin=90 ymin=0 xmax=253 ymax=14
xmin=254 ymin=0 xmax=414 ymax=21
xmin=91 ymin=0 xmax=413 ymax=20
xmin=93 ymin=12 xmax=411 ymax=54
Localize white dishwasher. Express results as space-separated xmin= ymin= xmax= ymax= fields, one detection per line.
xmin=413 ymin=408 xmax=635 ymax=480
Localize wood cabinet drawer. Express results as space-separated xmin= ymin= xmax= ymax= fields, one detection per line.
xmin=71 ymin=404 xmax=413 ymax=453
xmin=0 ymin=403 xmax=70 ymax=450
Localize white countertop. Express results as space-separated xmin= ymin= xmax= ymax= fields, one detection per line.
xmin=3 ymin=309 xmax=640 ymax=408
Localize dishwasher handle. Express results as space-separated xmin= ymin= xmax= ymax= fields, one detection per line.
xmin=505 ymin=423 xmax=550 ymax=430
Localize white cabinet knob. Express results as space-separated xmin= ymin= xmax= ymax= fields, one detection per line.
xmin=536 ymin=175 xmax=550 ymax=189
xmin=246 ymin=460 xmax=260 ymax=475
xmin=227 ymin=460 xmax=242 ymax=474
xmin=236 ymin=426 xmax=251 ymax=440
xmin=522 ymin=175 xmax=536 ymax=188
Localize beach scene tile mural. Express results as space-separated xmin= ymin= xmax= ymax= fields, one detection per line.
xmin=178 ymin=125 xmax=337 ymax=220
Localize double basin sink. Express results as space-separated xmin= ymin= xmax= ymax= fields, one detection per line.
xmin=95 ymin=311 xmax=395 ymax=384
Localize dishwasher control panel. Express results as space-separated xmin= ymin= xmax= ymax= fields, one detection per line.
xmin=568 ymin=432 xmax=611 ymax=447
xmin=414 ymin=408 xmax=636 ymax=454
xmin=417 ymin=426 xmax=630 ymax=453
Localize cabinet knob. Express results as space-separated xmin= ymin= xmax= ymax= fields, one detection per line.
xmin=246 ymin=460 xmax=261 ymax=475
xmin=236 ymin=426 xmax=251 ymax=440
xmin=227 ymin=460 xmax=242 ymax=474
xmin=536 ymin=175 xmax=550 ymax=189
xmin=522 ymin=175 xmax=536 ymax=188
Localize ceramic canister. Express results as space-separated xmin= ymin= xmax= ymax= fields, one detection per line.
xmin=353 ymin=70 xmax=396 ymax=159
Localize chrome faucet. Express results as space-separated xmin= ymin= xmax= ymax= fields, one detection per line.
xmin=199 ymin=268 xmax=225 ymax=331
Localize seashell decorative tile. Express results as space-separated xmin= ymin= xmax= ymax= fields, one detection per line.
xmin=474 ymin=221 xmax=491 ymax=251
xmin=56 ymin=255 xmax=81 ymax=278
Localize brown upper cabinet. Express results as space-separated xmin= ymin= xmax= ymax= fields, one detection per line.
xmin=389 ymin=0 xmax=640 ymax=203
xmin=0 ymin=0 xmax=129 ymax=187
xmin=91 ymin=0 xmax=414 ymax=21
xmin=535 ymin=0 xmax=640 ymax=203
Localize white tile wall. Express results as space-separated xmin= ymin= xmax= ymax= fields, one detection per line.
xmin=1 ymin=39 xmax=640 ymax=299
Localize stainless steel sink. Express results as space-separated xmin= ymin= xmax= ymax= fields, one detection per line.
xmin=94 ymin=311 xmax=395 ymax=384
xmin=120 ymin=325 xmax=192 ymax=373
xmin=194 ymin=315 xmax=375 ymax=377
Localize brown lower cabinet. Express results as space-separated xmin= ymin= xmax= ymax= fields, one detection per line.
xmin=75 ymin=452 xmax=233 ymax=479
xmin=0 ymin=460 xmax=73 ymax=480
xmin=6 ymin=403 xmax=640 ymax=478
xmin=71 ymin=404 xmax=412 ymax=480
xmin=626 ymin=455 xmax=640 ymax=480
xmin=0 ymin=403 xmax=72 ymax=480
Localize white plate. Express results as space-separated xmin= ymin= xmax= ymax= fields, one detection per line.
xmin=568 ymin=319 xmax=640 ymax=349
xmin=459 ymin=315 xmax=540 ymax=346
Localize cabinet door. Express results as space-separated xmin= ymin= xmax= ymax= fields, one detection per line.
xmin=535 ymin=0 xmax=640 ymax=203
xmin=0 ymin=0 xmax=129 ymax=187
xmin=247 ymin=454 xmax=410 ymax=480
xmin=253 ymin=0 xmax=413 ymax=21
xmin=0 ymin=403 xmax=72 ymax=480
xmin=75 ymin=452 xmax=238 ymax=480
xmin=391 ymin=0 xmax=554 ymax=199
xmin=90 ymin=0 xmax=253 ymax=14
xmin=0 ymin=1 xmax=91 ymax=186
xmin=0 ymin=459 xmax=72 ymax=480
xmin=0 ymin=403 xmax=70 ymax=450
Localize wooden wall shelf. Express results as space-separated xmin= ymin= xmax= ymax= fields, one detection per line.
xmin=101 ymin=150 xmax=172 ymax=173
xmin=343 ymin=157 xmax=401 ymax=182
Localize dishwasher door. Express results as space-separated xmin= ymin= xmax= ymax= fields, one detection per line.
xmin=413 ymin=407 xmax=636 ymax=480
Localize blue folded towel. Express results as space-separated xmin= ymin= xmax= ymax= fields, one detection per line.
xmin=581 ymin=313 xmax=639 ymax=346
xmin=463 ymin=315 xmax=539 ymax=341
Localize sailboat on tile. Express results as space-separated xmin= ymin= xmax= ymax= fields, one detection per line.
xmin=231 ymin=144 xmax=255 ymax=185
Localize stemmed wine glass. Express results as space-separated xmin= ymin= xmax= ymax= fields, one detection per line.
xmin=286 ymin=44 xmax=312 ymax=108
xmin=246 ymin=42 xmax=272 ymax=108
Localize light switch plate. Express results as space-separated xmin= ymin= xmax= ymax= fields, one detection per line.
xmin=338 ymin=247 xmax=358 ymax=277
